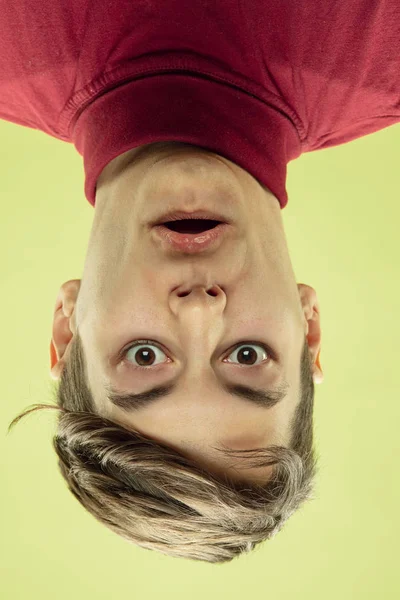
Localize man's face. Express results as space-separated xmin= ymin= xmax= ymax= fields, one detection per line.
xmin=53 ymin=142 xmax=322 ymax=485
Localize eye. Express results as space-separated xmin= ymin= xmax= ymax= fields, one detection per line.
xmin=122 ymin=340 xmax=272 ymax=370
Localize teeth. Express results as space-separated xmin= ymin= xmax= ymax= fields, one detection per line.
xmin=164 ymin=219 xmax=220 ymax=234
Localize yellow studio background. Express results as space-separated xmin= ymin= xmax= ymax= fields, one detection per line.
xmin=1 ymin=119 xmax=399 ymax=599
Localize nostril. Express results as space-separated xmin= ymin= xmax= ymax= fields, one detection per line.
xmin=164 ymin=219 xmax=221 ymax=234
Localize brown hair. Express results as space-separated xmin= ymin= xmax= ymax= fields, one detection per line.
xmin=8 ymin=330 xmax=318 ymax=564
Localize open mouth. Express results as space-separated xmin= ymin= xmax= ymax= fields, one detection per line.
xmin=162 ymin=219 xmax=222 ymax=234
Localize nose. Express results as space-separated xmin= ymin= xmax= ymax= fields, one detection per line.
xmin=170 ymin=284 xmax=227 ymax=357
xmin=170 ymin=284 xmax=227 ymax=317
xmin=173 ymin=284 xmax=224 ymax=298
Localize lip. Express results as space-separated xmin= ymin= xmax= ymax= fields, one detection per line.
xmin=153 ymin=223 xmax=230 ymax=253
xmin=152 ymin=210 xmax=230 ymax=226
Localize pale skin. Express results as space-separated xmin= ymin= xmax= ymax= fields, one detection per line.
xmin=50 ymin=141 xmax=323 ymax=485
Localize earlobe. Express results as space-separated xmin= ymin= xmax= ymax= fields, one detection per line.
xmin=52 ymin=279 xmax=81 ymax=317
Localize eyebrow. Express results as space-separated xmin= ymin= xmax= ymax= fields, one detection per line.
xmin=105 ymin=378 xmax=290 ymax=414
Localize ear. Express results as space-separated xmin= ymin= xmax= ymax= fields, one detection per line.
xmin=49 ymin=279 xmax=81 ymax=381
xmin=298 ymin=283 xmax=324 ymax=384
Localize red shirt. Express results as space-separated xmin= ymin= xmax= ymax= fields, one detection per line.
xmin=1 ymin=0 xmax=399 ymax=210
